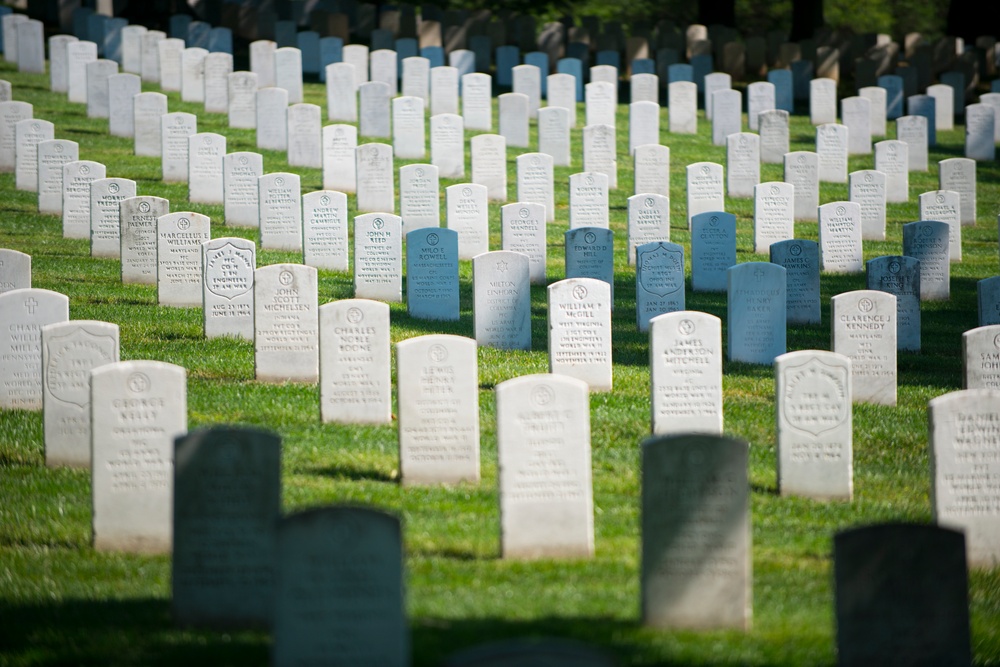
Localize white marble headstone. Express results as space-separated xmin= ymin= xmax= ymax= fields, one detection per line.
xmin=319 ymin=299 xmax=391 ymax=424
xmin=0 ymin=288 xmax=70 ymax=410
xmin=831 ymin=290 xmax=897 ymax=405
xmin=202 ymin=237 xmax=255 ymax=340
xmin=547 ymin=277 xmax=613 ymax=391
xmin=254 ymin=263 xmax=319 ymax=383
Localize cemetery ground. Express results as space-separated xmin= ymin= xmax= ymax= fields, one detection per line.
xmin=1 ymin=62 xmax=1000 ymax=665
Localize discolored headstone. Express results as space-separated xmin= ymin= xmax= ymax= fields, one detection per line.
xmin=635 ymin=242 xmax=685 ymax=332
xmin=939 ymin=158 xmax=976 ymax=226
xmin=91 ymin=360 xmax=187 ymax=553
xmin=227 ymin=71 xmax=258 ymax=129
xmin=919 ymin=190 xmax=961 ymax=262
xmin=866 ymin=256 xmax=921 ymax=351
xmin=849 ymin=169 xmax=887 ymax=241
xmin=834 ymin=524 xmax=971 ymax=666
xmin=254 ymin=264 xmax=319 ymax=383
xmin=775 ymin=350 xmax=852 ymax=500
xmin=172 ymin=426 xmax=281 ymax=628
xmin=727 ymin=262 xmax=786 ymax=365
xmin=430 ymin=113 xmax=464 ymax=179
xmin=726 ymin=132 xmax=759 ymax=198
xmin=319 ymin=299 xmax=392 ymax=424
xmin=406 ymin=227 xmax=460 ymax=321
xmin=978 ymin=277 xmax=1000 ymax=327
xmin=202 ymin=237 xmax=256 ymax=340
xmin=133 ymin=92 xmax=167 ymax=157
xmin=120 ymin=196 xmax=170 ymax=285
xmin=902 ymin=220 xmax=950 ymax=301
xmin=641 ymin=433 xmax=751 ymax=630
xmin=769 ymin=239 xmax=820 ymax=325
xmin=273 ymin=507 xmax=407 ymax=667
xmin=496 ymin=374 xmax=594 ymax=559
xmin=396 ymin=334 xmax=480 ymax=485
xmin=963 ymin=325 xmax=1000 ymax=390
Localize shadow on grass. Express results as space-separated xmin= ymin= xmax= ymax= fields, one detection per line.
xmin=0 ymin=597 xmax=804 ymax=666
xmin=311 ymin=462 xmax=398 ymax=483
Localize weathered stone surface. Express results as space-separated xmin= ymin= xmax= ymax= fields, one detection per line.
xmin=319 ymin=299 xmax=391 ymax=424
xmin=727 ymin=262 xmax=786 ymax=365
xmin=548 ymin=278 xmax=612 ymax=391
xmin=254 ymin=264 xmax=319 ymax=383
xmin=831 ymin=290 xmax=897 ymax=405
xmin=202 ymin=237 xmax=255 ymax=340
xmin=649 ymin=311 xmax=723 ymax=435
xmin=0 ymin=288 xmax=68 ymax=410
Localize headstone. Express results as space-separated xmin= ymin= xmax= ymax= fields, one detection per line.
xmin=254 ymin=263 xmax=319 ymax=383
xmin=0 ymin=248 xmax=30 ymax=294
xmin=686 ymin=162 xmax=725 ymax=229
xmin=727 ymin=133 xmax=760 ymax=198
xmin=470 ymin=134 xmax=507 ymax=202
xmin=641 ymin=433 xmax=750 ymax=630
xmin=274 ymin=47 xmax=303 ymax=104
xmin=810 ymin=78 xmax=837 ymax=125
xmin=67 ymin=41 xmax=99 ymax=104
xmin=635 ymin=242 xmax=685 ymax=332
xmin=775 ymin=349 xmax=853 ymax=499
xmin=585 ymin=81 xmax=616 ymax=128
xmin=157 ymin=37 xmax=185 ymax=92
xmin=15 ymin=20 xmax=43 ymax=74
xmin=430 ymin=65 xmax=459 ymax=116
xmin=157 ymin=212 xmax=211 ymax=308
xmin=770 ymin=239 xmax=821 ymax=325
xmin=272 ymin=508 xmax=406 ymax=666
xmin=690 ymin=212 xmax=736 ymax=293
xmin=747 ymin=81 xmax=775 ymax=131
xmin=258 ymin=173 xmax=303 ymax=252
xmin=537 ymin=106 xmax=571 ymax=167
xmin=548 ymin=73 xmax=578 ymax=128
xmin=326 ymin=63 xmax=357 ymax=122
xmin=627 ymin=193 xmax=670 ymax=266
xmin=121 ymin=25 xmax=146 ymax=74
xmin=37 ymin=139 xmax=79 ymax=216
xmin=49 ymin=35 xmax=78 ymax=94
xmin=0 ymin=100 xmax=31 ymax=173
xmin=473 ymin=251 xmax=532 ymax=350
xmin=896 ymin=115 xmax=928 ymax=171
xmin=358 ymin=81 xmax=391 ymax=139
xmin=667 ymin=82 xmax=696 ymax=135
xmin=850 ymin=170 xmax=888 ymax=240
xmin=226 ymin=72 xmax=258 ymax=131
xmin=515 ymin=153 xmax=554 ymax=223
xmin=500 ymin=203 xmax=546 ymax=285
xmin=753 ymin=182 xmax=795 ymax=254
xmin=429 ymin=113 xmax=463 ymax=179
xmin=874 ymin=140 xmax=909 ymax=203
xmin=565 ymin=227 xmax=614 ymax=300
xmin=0 ymin=289 xmax=69 ymax=410
xmin=14 ymin=118 xmax=53 ymax=192
xmin=759 ymin=110 xmax=790 ymax=164
xmin=781 ymin=151 xmax=817 ymax=222
xmin=392 ymin=96 xmax=426 ymax=159
xmin=939 ymin=158 xmax=976 ymax=226
xmin=816 ymin=123 xmax=848 ymax=183
xmin=965 ymin=103 xmax=996 ymax=162
xmin=256 ymin=87 xmax=289 ymax=151
xmin=342 ymin=44 xmax=369 ymax=84
xmin=121 ymin=196 xmax=170 ymax=285
xmin=223 ymin=152 xmax=263 ymax=228
xmin=356 ymin=143 xmax=395 ymax=213
xmin=512 ymin=64 xmax=542 ymax=119
xmin=841 ymin=96 xmax=872 ymax=155
xmin=370 ymin=48 xmax=398 ymax=95
xmin=460 ymin=72 xmax=492 ymax=132
xmin=172 ymin=426 xmax=280 ymax=628
xmin=180 ymin=47 xmax=208 ymax=104
xmin=930 ymin=389 xmax=1000 ymax=566
xmin=818 ymin=201 xmax=863 ymax=273
xmin=963 ymin=325 xmax=1000 ymax=389
xmin=927 ymin=83 xmax=954 ymax=131
xmin=62 ymin=160 xmax=106 ymax=240
xmin=902 ymin=220 xmax=950 ymax=301
xmin=396 ymin=334 xmax=480 ymax=485
xmin=187 ymin=133 xmax=226 ymax=205
xmin=583 ymin=124 xmax=618 ymax=188
xmin=919 ymin=190 xmax=961 ymax=262
xmin=496 ymin=374 xmax=594 ymax=558
xmin=108 ymin=73 xmax=141 ymax=139
xmin=202 ymin=237 xmax=256 ymax=340
xmin=711 ymin=88 xmax=741 ymax=146
xmin=547 ymin=278 xmax=613 ymax=391
xmin=353 ymin=212 xmax=403 ymax=302
xmin=401 ymin=56 xmax=430 ymax=102
xmin=878 ymin=74 xmax=903 ymax=119
xmin=633 ymin=144 xmax=669 ymax=197
xmin=398 ymin=163 xmax=439 ymax=235
xmin=831 ymin=290 xmax=897 ymax=405
xmin=866 ymin=256 xmax=921 ymax=351
xmin=84 ymin=59 xmax=118 ymax=120
xmin=499 ymin=92 xmax=530 ymax=148
xmin=322 ymin=125 xmax=357 ymax=194
xmin=133 ymin=93 xmax=167 ymax=158
xmin=727 ymin=262 xmax=786 ymax=364
xmin=161 ymin=112 xmax=197 ymax=183
xmin=319 ymin=299 xmax=392 ymax=423
xmin=768 ymin=69 xmax=793 ymax=112
xmin=907 ymin=94 xmax=937 ymax=146
xmin=859 ymin=86 xmax=888 ymax=137
xmin=978 ymin=279 xmax=1000 ymax=327
xmin=446 ymin=183 xmax=489 ymax=259
xmin=406 ymin=227 xmax=460 ymax=320
xmin=286 ymin=103 xmax=322 ymax=168
xmin=834 ymin=524 xmax=972 ymax=666
xmin=140 ymin=30 xmax=166 ymax=84
xmin=91 ymin=360 xmax=186 ymax=553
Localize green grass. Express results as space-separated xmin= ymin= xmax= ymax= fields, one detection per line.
xmin=1 ymin=60 xmax=999 ymax=666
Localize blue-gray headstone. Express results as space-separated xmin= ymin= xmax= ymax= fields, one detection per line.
xmin=769 ymin=239 xmax=820 ymax=325
xmin=691 ymin=211 xmax=736 ymax=293
xmin=406 ymin=227 xmax=460 ymax=321
xmin=557 ymin=57 xmax=584 ymax=102
xmin=767 ymin=69 xmax=793 ymax=112
xmin=525 ymin=51 xmax=549 ymax=95
xmin=636 ymin=241 xmax=685 ymax=332
xmin=907 ymin=94 xmax=936 ymax=146
xmin=565 ymin=227 xmax=615 ymax=301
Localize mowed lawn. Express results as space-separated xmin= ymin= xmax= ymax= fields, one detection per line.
xmin=1 ymin=56 xmax=999 ymax=666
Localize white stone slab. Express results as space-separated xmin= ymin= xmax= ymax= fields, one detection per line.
xmin=783 ymin=151 xmax=818 ymax=221
xmin=939 ymin=157 xmax=976 ymax=226
xmin=753 ymin=182 xmax=794 ymax=254
xmin=318 ymin=125 xmax=356 ymax=195
xmin=686 ymin=161 xmax=725 ymax=229
xmin=274 ymin=47 xmax=303 ymax=103
xmin=816 ymin=123 xmax=848 ymax=183
xmin=628 ymin=194 xmax=670 ymax=265
xmin=49 ymin=35 xmax=78 ymax=94
xmin=919 ymin=189 xmax=961 ymax=262
xmin=133 ymin=92 xmax=166 ymax=157
xmin=180 ymin=47 xmax=208 ymax=103
xmin=14 ymin=118 xmax=52 ymax=192
xmin=401 ymin=56 xmax=430 ymax=103
xmin=256 ymin=87 xmax=288 ymax=151
xmin=963 ymin=326 xmax=1000 ymax=389
xmin=849 ymin=170 xmax=887 ymax=241
xmin=121 ymin=196 xmax=170 ymax=285
xmin=392 ymin=96 xmax=425 ymax=159
xmin=547 ymin=72 xmax=578 ymax=128
xmin=353 ymin=212 xmax=403 ymax=302
xmin=831 ymin=290 xmax=896 ymax=405
xmin=0 ymin=248 xmax=30 ymax=293
xmin=430 ymin=65 xmax=459 ymax=116
xmin=859 ymin=85 xmax=887 ymax=137
xmin=37 ymin=139 xmax=79 ymax=216
xmin=473 ymin=250 xmax=532 ymax=350
xmin=470 ymin=134 xmax=507 ymax=202
xmin=0 ymin=288 xmax=70 ymax=410
xmin=108 ymin=73 xmax=140 ymax=138
xmin=62 ymin=160 xmax=106 ymax=240
xmin=157 ymin=37 xmax=184 ymax=91
xmin=841 ymin=96 xmax=871 ymax=155
xmin=67 ymin=40 xmax=97 ymax=104
xmin=258 ymin=172 xmax=302 ymax=252
xmin=398 ymin=164 xmax=439 ymax=235
xmin=538 ymin=106 xmax=571 ymax=167
xmin=342 ymin=44 xmax=369 ymax=84
xmin=161 ymin=112 xmax=196 ymax=183
xmin=223 ymin=151 xmax=263 ymax=228
xmin=810 ymin=78 xmax=837 ymax=125
xmin=711 ymin=88 xmax=741 ymax=146
xmin=585 ymin=81 xmax=616 ymax=128
xmin=747 ymin=81 xmax=775 ymax=131
xmin=203 ymin=52 xmax=233 ymax=114
xmin=548 ymin=277 xmax=613 ymax=391
xmin=157 ymin=212 xmax=211 ymax=307
xmin=140 ymin=30 xmax=166 ymax=84
xmin=325 ymin=62 xmax=358 ymax=122
xmin=430 ymin=113 xmax=464 ymax=179
xmin=583 ymin=123 xmax=617 ymax=188
xmin=356 ymin=143 xmax=395 ymax=213
xmin=727 ymin=132 xmax=760 ymax=198
xmin=0 ymin=101 xmax=31 ymax=173
xmin=254 ymin=263 xmax=319 ymax=382
xmin=228 ymin=71 xmax=258 ymax=129
xmin=818 ymin=201 xmax=863 ymax=273
xmin=759 ymin=109 xmax=789 ymax=164
xmin=187 ymin=132 xmax=225 ymax=204
xmin=629 ymin=101 xmax=659 ymax=155
xmin=896 ymin=115 xmax=928 ymax=171
xmin=202 ymin=237 xmax=255 ymax=340
xmin=462 ymin=72 xmax=492 ymax=131
xmin=965 ymin=103 xmax=996 ymax=162
xmin=874 ymin=139 xmax=909 ymax=202
xmin=512 ymin=64 xmax=541 ymax=119
xmin=500 ymin=203 xmax=546 ymax=285
xmin=649 ymin=311 xmax=723 ymax=435
xmin=633 ymin=144 xmax=669 ymax=197
xmin=319 ymin=299 xmax=391 ymax=424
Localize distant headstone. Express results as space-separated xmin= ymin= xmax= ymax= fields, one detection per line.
xmin=62 ymin=160 xmax=106 ymax=240
xmin=770 ymin=239 xmax=821 ymax=325
xmin=939 ymin=158 xmax=976 ymax=226
xmin=325 ymin=63 xmax=358 ymax=123
xmin=753 ymin=182 xmax=795 ymax=254
xmin=256 ymin=87 xmax=289 ymax=151
xmin=500 ymin=203 xmax=546 ymax=285
xmin=747 ymin=81 xmax=775 ymax=131
xmin=633 ymin=144 xmax=669 ymax=197
xmin=538 ymin=106 xmax=571 ymax=167
xmin=429 ymin=113 xmax=464 ymax=179
xmin=37 ymin=139 xmax=79 ymax=216
xmin=258 ymin=172 xmax=302 ymax=252
xmin=963 ymin=325 xmax=1000 ymax=389
xmin=462 ymin=72 xmax=492 ymax=131
xmin=816 ymin=123 xmax=848 ymax=183
xmin=668 ymin=82 xmax=697 ymax=134
xmin=470 ymin=134 xmax=507 ymax=202
xmin=874 ymin=140 xmax=908 ymax=203
xmin=161 ymin=112 xmax=197 ymax=183
xmin=727 ymin=262 xmax=786 ymax=364
xmin=818 ymin=201 xmax=862 ymax=273
xmin=849 ymin=170 xmax=887 ymax=240
xmin=322 ymin=125 xmax=357 ymax=193
xmin=711 ymin=88 xmax=741 ymax=146
xmin=202 ymin=237 xmax=256 ymax=340
xmin=859 ymin=86 xmax=887 ymax=137
xmin=319 ymin=299 xmax=392 ymax=423
xmin=810 ymin=77 xmax=837 ymax=125
xmin=759 ymin=110 xmax=790 ymax=164
xmin=641 ymin=433 xmax=750 ymax=630
xmin=430 ymin=65 xmax=459 ymax=116
xmin=353 ymin=212 xmax=403 ymax=302
xmin=49 ymin=35 xmax=78 ymax=93
xmin=548 ymin=73 xmax=577 ymax=128
xmin=286 ymin=103 xmax=323 ymax=168
xmin=783 ymin=151 xmax=818 ymax=222
xmin=691 ymin=212 xmax=736 ymax=293
xmin=446 ymin=183 xmax=489 ymax=260
xmin=727 ymin=132 xmax=760 ymax=198
xmin=223 ymin=152 xmax=263 ymax=228
xmin=918 ymin=190 xmax=961 ymax=262
xmin=546 ymin=276 xmax=615 ymax=392
xmin=0 ymin=289 xmax=69 ymax=411
xmin=686 ymin=162 xmax=724 ymax=228
xmin=133 ymin=92 xmax=167 ymax=157
xmin=516 ymin=153 xmax=554 ymax=222
xmin=397 ymin=164 xmax=439 ymax=234
xmin=842 ymin=96 xmax=872 ymax=154
xmin=356 ymin=143 xmax=395 ymax=213
xmin=473 ymin=250 xmax=532 ymax=350
xmin=254 ymin=263 xmax=319 ymax=383
xmin=272 ymin=508 xmax=406 ymax=666
xmin=978 ymin=278 xmax=1000 ymax=327
xmin=121 ymin=196 xmax=169 ymax=285
xmin=188 ymin=133 xmax=226 ymax=204
xmin=627 ymin=194 xmax=670 ymax=265
xmin=108 ymin=73 xmax=141 ymax=138
xmin=0 ymin=100 xmax=32 ymax=173
xmin=831 ymin=290 xmax=897 ymax=405
xmin=274 ymin=47 xmax=303 ymax=103
xmin=14 ymin=118 xmax=53 ymax=192
xmin=172 ymin=426 xmax=280 ymax=628
xmin=866 ymin=256 xmax=921 ymax=351
xmin=496 ymin=374 xmax=594 ymax=559
xmin=513 ymin=64 xmax=542 ymax=119
xmin=396 ymin=334 xmax=480 ymax=485
xmin=140 ymin=30 xmax=166 ymax=84
xmin=392 ymin=96 xmax=426 ymax=159
xmin=583 ymin=124 xmax=618 ymax=187
xmin=965 ymin=103 xmax=996 ymax=162
xmin=902 ymin=220 xmax=950 ymax=301
xmin=157 ymin=37 xmax=185 ymax=91
xmin=569 ymin=172 xmax=609 ymax=229
xmin=635 ymin=242 xmax=684 ymax=332
xmin=775 ymin=349 xmax=853 ymax=499
xmin=180 ymin=47 xmax=208 ymax=104
xmin=896 ymin=115 xmax=928 ymax=171
xmin=834 ymin=524 xmax=971 ymax=666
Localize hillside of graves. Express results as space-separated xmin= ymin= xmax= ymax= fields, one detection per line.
xmin=2 ymin=20 xmax=1000 ymax=666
